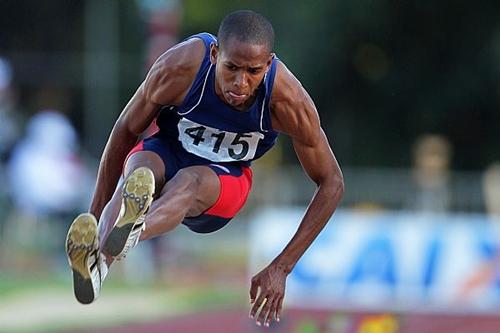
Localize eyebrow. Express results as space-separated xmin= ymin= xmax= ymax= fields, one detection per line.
xmin=225 ymin=61 xmax=264 ymax=70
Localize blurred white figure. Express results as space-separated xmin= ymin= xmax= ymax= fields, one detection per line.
xmin=8 ymin=110 xmax=87 ymax=216
xmin=483 ymin=163 xmax=500 ymax=217
xmin=3 ymin=110 xmax=91 ymax=270
xmin=408 ymin=134 xmax=453 ymax=213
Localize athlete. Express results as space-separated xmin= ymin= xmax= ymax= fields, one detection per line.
xmin=65 ymin=10 xmax=344 ymax=327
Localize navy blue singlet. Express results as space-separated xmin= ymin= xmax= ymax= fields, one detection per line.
xmin=155 ymin=32 xmax=279 ymax=167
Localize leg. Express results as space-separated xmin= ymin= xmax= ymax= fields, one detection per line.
xmin=102 ymin=164 xmax=220 ymax=257
xmin=98 ymin=151 xmax=165 ymax=248
xmin=140 ymin=165 xmax=221 ymax=240
xmin=100 ymin=151 xmax=165 ymax=258
xmin=65 ymin=150 xmax=165 ymax=304
xmin=65 ymin=213 xmax=103 ymax=304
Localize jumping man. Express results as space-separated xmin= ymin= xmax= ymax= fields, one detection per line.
xmin=65 ymin=10 xmax=344 ymax=327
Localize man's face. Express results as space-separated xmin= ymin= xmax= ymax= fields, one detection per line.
xmin=211 ymin=37 xmax=273 ymax=110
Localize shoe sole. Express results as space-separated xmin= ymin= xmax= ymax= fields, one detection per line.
xmin=103 ymin=167 xmax=155 ymax=258
xmin=66 ymin=213 xmax=99 ymax=304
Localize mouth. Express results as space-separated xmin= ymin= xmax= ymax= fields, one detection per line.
xmin=226 ymin=91 xmax=248 ymax=104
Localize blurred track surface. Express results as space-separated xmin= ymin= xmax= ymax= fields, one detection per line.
xmin=77 ymin=308 xmax=500 ymax=333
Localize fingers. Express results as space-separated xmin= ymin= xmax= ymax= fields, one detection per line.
xmin=258 ymin=296 xmax=272 ymax=327
xmin=268 ymin=296 xmax=281 ymax=325
xmin=263 ymin=295 xmax=284 ymax=327
xmin=249 ymin=278 xmax=258 ymax=303
xmin=250 ymin=292 xmax=283 ymax=327
xmin=248 ymin=273 xmax=285 ymax=327
xmin=249 ymin=290 xmax=267 ymax=322
xmin=276 ymin=296 xmax=284 ymax=322
xmin=263 ymin=297 xmax=280 ymax=327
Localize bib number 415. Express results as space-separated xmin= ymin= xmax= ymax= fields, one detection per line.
xmin=178 ymin=119 xmax=264 ymax=162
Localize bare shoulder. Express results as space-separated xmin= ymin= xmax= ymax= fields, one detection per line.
xmin=143 ymin=37 xmax=207 ymax=106
xmin=270 ymin=60 xmax=320 ymax=146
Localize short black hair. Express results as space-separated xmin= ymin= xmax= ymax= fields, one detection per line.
xmin=217 ymin=10 xmax=274 ymax=52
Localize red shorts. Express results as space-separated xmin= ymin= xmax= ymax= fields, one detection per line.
xmin=183 ymin=164 xmax=252 ymax=233
xmin=125 ymin=137 xmax=252 ymax=233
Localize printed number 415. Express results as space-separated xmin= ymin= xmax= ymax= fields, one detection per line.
xmin=184 ymin=126 xmax=254 ymax=160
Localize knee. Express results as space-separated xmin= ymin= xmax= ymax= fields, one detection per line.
xmin=168 ymin=169 xmax=202 ymax=197
xmin=152 ymin=166 xmax=218 ymax=218
xmin=124 ymin=152 xmax=166 ymax=191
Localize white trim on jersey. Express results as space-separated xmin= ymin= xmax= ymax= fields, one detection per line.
xmin=178 ymin=63 xmax=213 ymax=116
xmin=259 ymin=72 xmax=269 ymax=132
xmin=209 ymin=164 xmax=231 ymax=174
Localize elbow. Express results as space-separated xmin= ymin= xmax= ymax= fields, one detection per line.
xmin=320 ymin=168 xmax=344 ymax=201
xmin=113 ymin=117 xmax=138 ymax=141
xmin=114 ymin=118 xmax=130 ymax=135
xmin=332 ymin=172 xmax=345 ymax=200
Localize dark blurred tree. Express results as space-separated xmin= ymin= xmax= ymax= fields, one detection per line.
xmin=181 ymin=0 xmax=500 ymax=169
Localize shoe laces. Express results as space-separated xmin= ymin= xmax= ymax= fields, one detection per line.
xmin=115 ymin=215 xmax=145 ymax=261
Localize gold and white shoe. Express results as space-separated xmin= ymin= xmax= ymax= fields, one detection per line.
xmin=66 ymin=213 xmax=108 ymax=304
xmin=103 ymin=167 xmax=155 ymax=260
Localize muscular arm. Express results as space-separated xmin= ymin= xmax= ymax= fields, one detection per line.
xmin=270 ymin=61 xmax=344 ymax=271
xmin=88 ymin=85 xmax=159 ymax=220
xmin=89 ymin=38 xmax=205 ymax=219
xmin=249 ymin=61 xmax=344 ymax=326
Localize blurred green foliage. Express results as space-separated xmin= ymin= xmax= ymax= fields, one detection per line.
xmin=295 ymin=318 xmax=320 ymax=333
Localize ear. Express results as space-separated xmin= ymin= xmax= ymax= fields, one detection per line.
xmin=210 ymin=43 xmax=219 ymax=65
xmin=265 ymin=52 xmax=275 ymax=71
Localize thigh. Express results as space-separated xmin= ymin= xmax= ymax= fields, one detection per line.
xmin=123 ymin=137 xmax=179 ymax=195
xmin=182 ymin=164 xmax=252 ymax=233
xmin=138 ymin=165 xmax=221 ymax=240
xmin=124 ymin=152 xmax=165 ymax=188
xmin=160 ymin=165 xmax=221 ymax=217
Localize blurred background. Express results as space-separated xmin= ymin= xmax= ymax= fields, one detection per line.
xmin=1 ymin=0 xmax=500 ymax=332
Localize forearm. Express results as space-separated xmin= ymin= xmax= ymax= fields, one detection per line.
xmin=272 ymin=176 xmax=344 ymax=273
xmin=89 ymin=121 xmax=138 ymax=220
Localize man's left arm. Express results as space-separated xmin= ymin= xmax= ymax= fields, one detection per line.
xmin=249 ymin=128 xmax=344 ymax=326
xmin=250 ymin=61 xmax=344 ymax=326
xmin=284 ymin=128 xmax=344 ymax=265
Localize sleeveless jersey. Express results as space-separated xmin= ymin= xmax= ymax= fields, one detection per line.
xmin=155 ymin=32 xmax=279 ymax=166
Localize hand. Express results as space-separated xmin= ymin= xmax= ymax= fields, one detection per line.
xmin=249 ymin=262 xmax=288 ymax=327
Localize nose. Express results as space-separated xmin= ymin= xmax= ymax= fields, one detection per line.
xmin=233 ymin=71 xmax=248 ymax=89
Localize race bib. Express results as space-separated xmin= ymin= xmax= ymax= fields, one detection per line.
xmin=177 ymin=118 xmax=264 ymax=162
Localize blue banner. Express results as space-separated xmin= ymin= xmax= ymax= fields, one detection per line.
xmin=249 ymin=209 xmax=500 ymax=312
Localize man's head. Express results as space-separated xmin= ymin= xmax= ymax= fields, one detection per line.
xmin=217 ymin=10 xmax=274 ymax=53
xmin=211 ymin=10 xmax=275 ymax=110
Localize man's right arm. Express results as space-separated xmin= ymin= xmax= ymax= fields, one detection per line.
xmin=88 ymin=38 xmax=205 ymax=220
xmin=88 ymin=83 xmax=160 ymax=220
